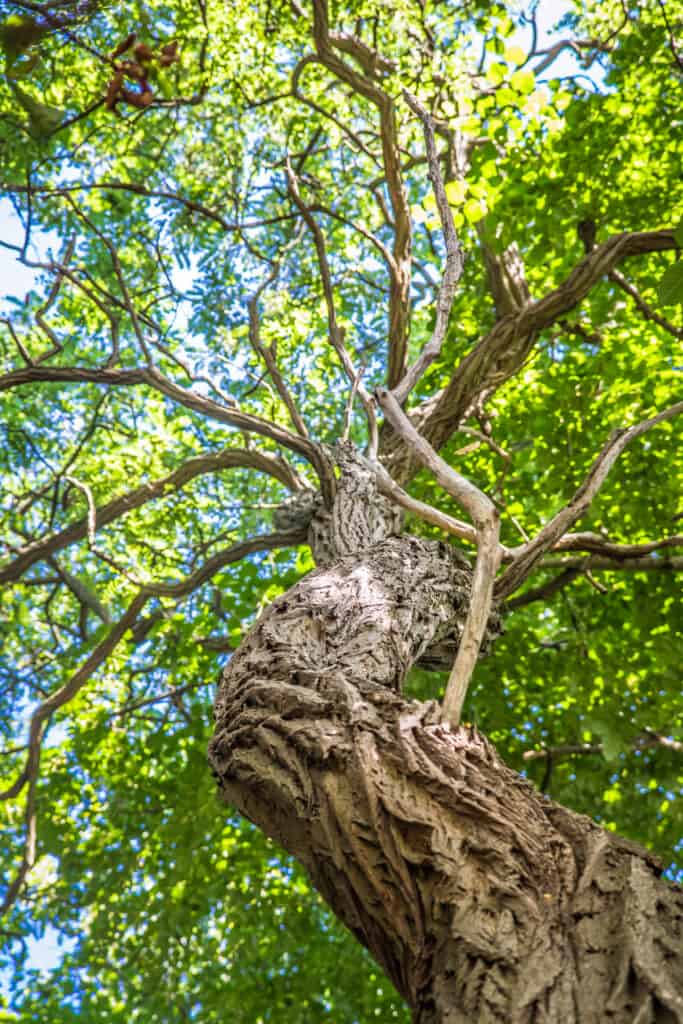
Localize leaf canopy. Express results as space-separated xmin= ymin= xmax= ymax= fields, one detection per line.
xmin=0 ymin=0 xmax=681 ymax=1020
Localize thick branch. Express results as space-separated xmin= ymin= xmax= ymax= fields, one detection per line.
xmin=376 ymin=387 xmax=501 ymax=723
xmin=377 ymin=388 xmax=496 ymax=530
xmin=0 ymin=448 xmax=300 ymax=586
xmin=0 ymin=363 xmax=336 ymax=504
xmin=393 ymin=230 xmax=678 ymax=474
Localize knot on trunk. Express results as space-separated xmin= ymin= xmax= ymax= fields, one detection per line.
xmin=274 ymin=441 xmax=404 ymax=566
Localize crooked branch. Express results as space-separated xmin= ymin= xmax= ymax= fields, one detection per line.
xmin=388 ymin=229 xmax=679 ymax=479
xmin=0 ymin=363 xmax=336 ymax=505
xmin=392 ymin=92 xmax=465 ymax=404
xmin=287 ymin=159 xmax=379 ymax=456
xmin=0 ymin=526 xmax=306 ymax=917
xmin=310 ymin=0 xmax=412 ymax=387
xmin=376 ymin=387 xmax=501 ymax=725
xmin=496 ymin=401 xmax=683 ymax=599
xmin=0 ymin=448 xmax=301 ymax=586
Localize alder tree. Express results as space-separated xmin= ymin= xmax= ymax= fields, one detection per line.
xmin=1 ymin=0 xmax=682 ymax=1020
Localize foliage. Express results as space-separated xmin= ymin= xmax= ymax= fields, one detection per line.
xmin=0 ymin=0 xmax=681 ymax=1020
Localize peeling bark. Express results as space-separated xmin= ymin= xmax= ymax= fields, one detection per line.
xmin=209 ymin=536 xmax=683 ymax=1023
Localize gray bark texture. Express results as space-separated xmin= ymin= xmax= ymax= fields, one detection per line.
xmin=209 ymin=457 xmax=683 ymax=1023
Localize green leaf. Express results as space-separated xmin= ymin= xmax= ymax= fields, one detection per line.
xmin=464 ymin=198 xmax=486 ymax=223
xmin=8 ymin=80 xmax=63 ymax=137
xmin=510 ymin=69 xmax=536 ymax=94
xmin=486 ymin=62 xmax=507 ymax=86
xmin=657 ymin=261 xmax=683 ymax=307
xmin=504 ymin=45 xmax=527 ymax=66
xmin=445 ymin=180 xmax=468 ymax=204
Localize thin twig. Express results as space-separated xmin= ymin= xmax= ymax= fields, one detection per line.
xmin=247 ymin=265 xmax=311 ymax=439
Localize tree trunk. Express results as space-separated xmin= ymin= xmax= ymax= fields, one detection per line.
xmin=208 ymin=536 xmax=683 ymax=1023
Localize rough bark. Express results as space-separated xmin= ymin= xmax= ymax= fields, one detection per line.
xmin=209 ymin=537 xmax=683 ymax=1023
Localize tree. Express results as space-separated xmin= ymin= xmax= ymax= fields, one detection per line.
xmin=1 ymin=0 xmax=682 ymax=1020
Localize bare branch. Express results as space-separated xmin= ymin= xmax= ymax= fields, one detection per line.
xmin=376 ymin=386 xmax=501 ymax=724
xmin=1 ymin=180 xmax=296 ymax=233
xmin=287 ymin=159 xmax=379 ymax=456
xmin=0 ymin=363 xmax=335 ymax=504
xmin=363 ymin=455 xmax=478 ymax=545
xmin=553 ymin=532 xmax=683 ymax=557
xmin=291 ymin=58 xmax=381 ymax=166
xmin=310 ymin=0 xmax=412 ymax=387
xmin=523 ymin=732 xmax=682 ymax=763
xmin=0 ymin=523 xmax=307 ymax=914
xmin=392 ymin=93 xmax=465 ymax=404
xmin=391 ymin=229 xmax=679 ymax=476
xmin=376 ymin=387 xmax=497 ymax=530
xmin=442 ymin=514 xmax=500 ymax=725
xmin=34 ymin=235 xmax=76 ymax=363
xmin=247 ymin=267 xmax=311 ymax=440
xmin=496 ymin=402 xmax=683 ymax=599
xmin=505 ymin=568 xmax=584 ymax=610
xmin=49 ymin=556 xmax=111 ymax=625
xmin=0 ymin=448 xmax=300 ymax=586
xmin=141 ymin=528 xmax=308 ymax=599
xmin=111 ymin=680 xmax=209 ymax=719
xmin=538 ymin=553 xmax=683 ymax=573
xmin=609 ymin=268 xmax=683 ymax=340
xmin=0 ymin=590 xmax=147 ymax=917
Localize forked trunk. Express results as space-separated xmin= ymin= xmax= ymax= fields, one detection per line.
xmin=209 ymin=536 xmax=683 ymax=1023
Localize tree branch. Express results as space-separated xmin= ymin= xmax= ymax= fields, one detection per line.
xmin=247 ymin=266 xmax=311 ymax=439
xmin=391 ymin=93 xmax=465 ymax=404
xmin=286 ymin=160 xmax=379 ymax=456
xmin=538 ymin=553 xmax=683 ymax=573
xmin=310 ymin=0 xmax=412 ymax=387
xmin=0 ymin=590 xmax=148 ymax=916
xmin=0 ymin=448 xmax=301 ymax=586
xmin=523 ymin=732 xmax=682 ymax=763
xmin=496 ymin=402 xmax=683 ymax=599
xmin=1 ymin=180 xmax=296 ymax=233
xmin=376 ymin=387 xmax=501 ymax=724
xmin=390 ymin=229 xmax=679 ymax=476
xmin=553 ymin=532 xmax=683 ymax=557
xmin=505 ymin=568 xmax=584 ymax=610
xmin=0 ymin=523 xmax=307 ymax=915
xmin=609 ymin=268 xmax=683 ymax=340
xmin=0 ymin=363 xmax=336 ymax=504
